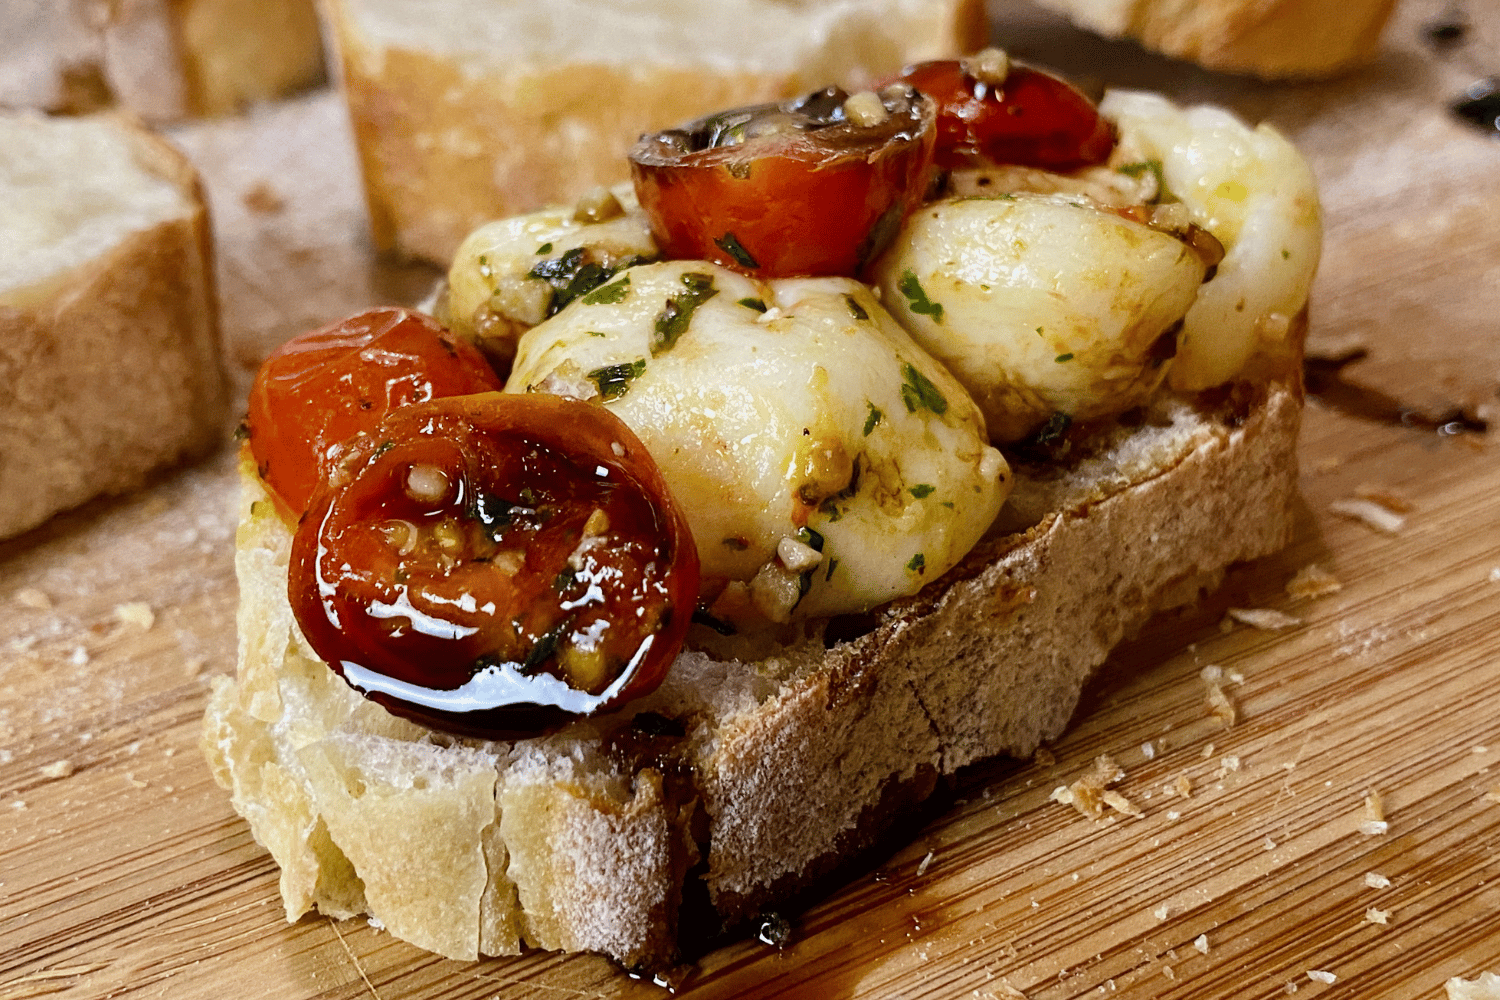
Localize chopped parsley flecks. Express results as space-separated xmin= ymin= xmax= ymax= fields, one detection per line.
xmin=581 ymin=272 xmax=631 ymax=305
xmin=1282 ymin=248 xmax=1291 ymax=259
xmin=738 ymin=297 xmax=767 ymax=313
xmin=846 ymin=294 xmax=869 ymax=321
xmin=863 ymin=402 xmax=883 ymax=437
xmin=714 ymin=232 xmax=759 ymax=270
xmin=900 ymin=362 xmax=948 ymax=416
xmin=1055 ymin=352 xmax=1075 ymax=363
xmin=909 ymin=483 xmax=936 ymax=499
xmin=587 ymin=330 xmax=608 ymax=338
xmin=586 ymin=358 xmax=647 ymax=401
xmin=897 ymin=270 xmax=944 ymax=322
xmin=825 ymin=557 xmax=839 ymax=581
xmin=907 ymin=553 xmax=926 ymax=574
xmin=796 ymin=526 xmax=825 ymax=552
xmin=520 ymin=618 xmax=571 ymax=673
xmin=536 ymin=242 xmax=553 ymax=255
xmin=652 ymin=272 xmax=718 ymax=356
xmin=1117 ymin=159 xmax=1167 ymax=201
xmin=529 ymin=247 xmax=617 ymax=316
xmin=553 ymin=568 xmax=577 ymax=594
xmin=819 ymin=498 xmax=843 ymax=522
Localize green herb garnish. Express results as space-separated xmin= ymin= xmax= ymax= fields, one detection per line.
xmin=581 ymin=273 xmax=631 ymax=305
xmin=899 ymin=362 xmax=948 ymax=415
xmin=907 ymin=553 xmax=926 ymax=574
xmin=586 ymin=358 xmax=647 ymax=401
xmin=1055 ymin=353 xmax=1075 ymax=363
xmin=863 ymin=402 xmax=883 ymax=437
xmin=909 ymin=484 xmax=935 ymax=499
xmin=652 ymin=272 xmax=718 ymax=355
xmin=714 ymin=232 xmax=759 ymax=270
xmin=738 ymin=297 xmax=767 ymax=312
xmin=897 ymin=270 xmax=944 ymax=322
xmin=846 ymin=295 xmax=869 ymax=321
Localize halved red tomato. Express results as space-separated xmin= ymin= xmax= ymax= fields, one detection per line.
xmin=897 ymin=53 xmax=1115 ymax=171
xmin=288 ymin=392 xmax=699 ymax=738
xmin=630 ymin=85 xmax=936 ymax=279
xmin=247 ymin=307 xmax=503 ymax=517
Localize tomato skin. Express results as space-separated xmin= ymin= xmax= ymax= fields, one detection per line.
xmin=247 ymin=308 xmax=503 ymax=517
xmin=630 ymin=89 xmax=936 ymax=279
xmin=288 ymin=392 xmax=699 ymax=738
xmin=898 ymin=61 xmax=1115 ymax=171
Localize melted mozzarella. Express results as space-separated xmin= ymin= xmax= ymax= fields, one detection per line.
xmin=873 ymin=193 xmax=1206 ymax=442
xmin=507 ymin=261 xmax=1009 ymax=622
xmin=1101 ymin=91 xmax=1322 ymax=390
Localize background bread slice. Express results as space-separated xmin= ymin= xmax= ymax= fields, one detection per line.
xmin=0 ymin=0 xmax=325 ymax=120
xmin=320 ymin=0 xmax=987 ymax=264
xmin=1021 ymin=0 xmax=1399 ymax=79
xmin=0 ymin=110 xmax=227 ymax=540
xmin=203 ymin=372 xmax=1300 ymax=969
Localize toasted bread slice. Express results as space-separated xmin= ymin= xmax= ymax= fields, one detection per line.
xmin=319 ymin=0 xmax=987 ymax=264
xmin=203 ymin=368 xmax=1300 ymax=967
xmin=0 ymin=0 xmax=324 ymax=120
xmin=1026 ymin=0 xmax=1398 ymax=79
xmin=0 ymin=110 xmax=227 ymax=540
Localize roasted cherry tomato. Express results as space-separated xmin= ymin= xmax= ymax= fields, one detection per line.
xmin=247 ymin=307 xmax=503 ymax=517
xmin=289 ymin=392 xmax=699 ymax=738
xmin=896 ymin=51 xmax=1115 ymax=171
xmin=630 ymin=84 xmax=936 ymax=278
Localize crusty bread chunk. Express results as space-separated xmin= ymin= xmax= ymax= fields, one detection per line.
xmin=203 ymin=372 xmax=1300 ymax=968
xmin=0 ymin=111 xmax=226 ymax=540
xmin=0 ymin=0 xmax=324 ymax=120
xmin=1026 ymin=0 xmax=1398 ymax=78
xmin=319 ymin=0 xmax=987 ymax=264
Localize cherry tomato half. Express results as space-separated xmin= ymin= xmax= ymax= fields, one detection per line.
xmin=288 ymin=392 xmax=700 ymax=738
xmin=897 ymin=55 xmax=1115 ymax=171
xmin=247 ymin=307 xmax=504 ymax=517
xmin=630 ymin=85 xmax=936 ymax=278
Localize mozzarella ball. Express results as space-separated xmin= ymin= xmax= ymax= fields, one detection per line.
xmin=507 ymin=261 xmax=1009 ymax=623
xmin=1101 ymin=91 xmax=1322 ymax=390
xmin=444 ymin=185 xmax=658 ymax=368
xmin=873 ymin=193 xmax=1207 ymax=442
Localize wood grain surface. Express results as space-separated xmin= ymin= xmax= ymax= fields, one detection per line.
xmin=3 ymin=1 xmax=1498 ymax=997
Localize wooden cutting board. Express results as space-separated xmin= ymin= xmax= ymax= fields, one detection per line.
xmin=2 ymin=1 xmax=1498 ymax=997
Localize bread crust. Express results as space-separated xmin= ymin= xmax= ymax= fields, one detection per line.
xmin=0 ymin=0 xmax=324 ymax=120
xmin=320 ymin=0 xmax=987 ymax=263
xmin=203 ymin=370 xmax=1300 ymax=968
xmin=1030 ymin=0 xmax=1399 ymax=78
xmin=0 ymin=111 xmax=227 ymax=540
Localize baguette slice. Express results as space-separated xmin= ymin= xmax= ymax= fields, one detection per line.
xmin=320 ymin=0 xmax=987 ymax=264
xmin=0 ymin=110 xmax=227 ymax=540
xmin=1026 ymin=0 xmax=1399 ymax=79
xmin=0 ymin=0 xmax=325 ymax=120
xmin=203 ymin=364 xmax=1301 ymax=968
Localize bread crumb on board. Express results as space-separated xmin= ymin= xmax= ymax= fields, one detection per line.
xmin=1051 ymin=754 xmax=1143 ymax=820
xmin=1329 ymin=497 xmax=1406 ymax=534
xmin=1194 ymin=933 xmax=1210 ymax=954
xmin=1287 ymin=564 xmax=1343 ymax=599
xmin=39 ymin=760 xmax=75 ymax=779
xmin=1354 ymin=484 xmax=1414 ymax=513
xmin=1358 ymin=789 xmax=1389 ymax=835
xmin=114 ymin=602 xmax=155 ymax=630
xmin=1206 ymin=680 xmax=1239 ymax=726
xmin=1227 ymin=607 xmax=1303 ymax=630
xmin=1446 ymin=971 xmax=1500 ymax=1000
xmin=1365 ymin=907 xmax=1390 ymax=925
xmin=1307 ymin=969 xmax=1338 ymax=985
xmin=1364 ymin=871 xmax=1392 ymax=889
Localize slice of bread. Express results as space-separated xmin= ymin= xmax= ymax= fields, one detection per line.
xmin=1024 ymin=0 xmax=1399 ymax=79
xmin=0 ymin=110 xmax=227 ymax=540
xmin=0 ymin=0 xmax=325 ymax=120
xmin=203 ymin=364 xmax=1301 ymax=968
xmin=319 ymin=0 xmax=987 ymax=264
